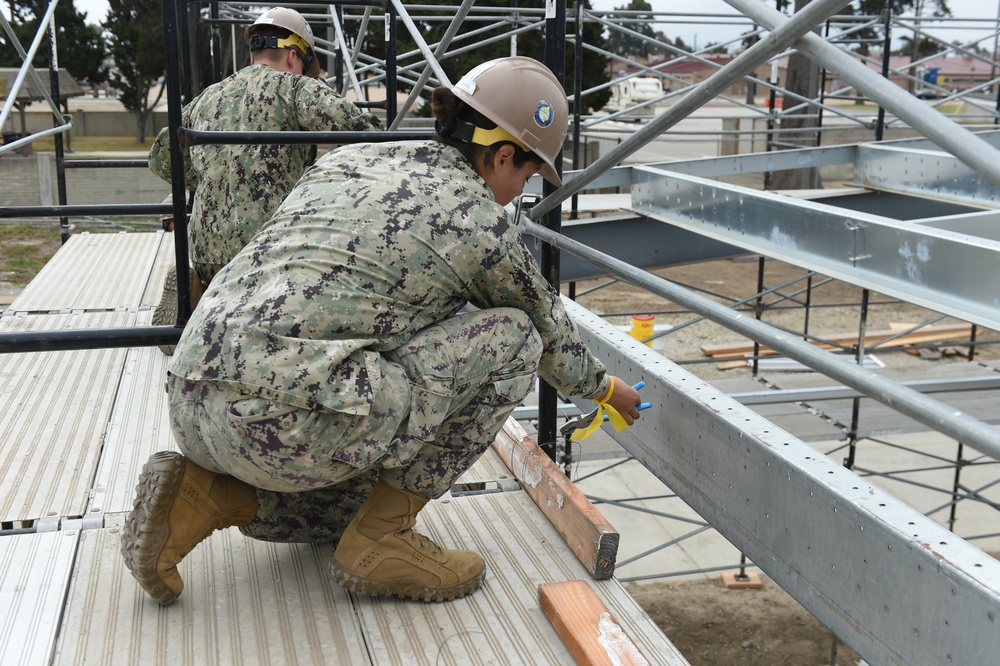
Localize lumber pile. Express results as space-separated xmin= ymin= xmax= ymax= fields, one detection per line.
xmin=703 ymin=323 xmax=973 ymax=367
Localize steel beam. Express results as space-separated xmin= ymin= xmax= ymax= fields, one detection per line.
xmin=628 ymin=166 xmax=1000 ymax=331
xmin=726 ymin=0 xmax=1000 ymax=191
xmin=523 ymin=214 xmax=742 ymax=282
xmin=564 ymin=297 xmax=1000 ymax=666
xmin=856 ymin=135 xmax=1000 ymax=209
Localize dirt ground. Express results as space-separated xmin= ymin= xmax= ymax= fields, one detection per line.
xmin=626 ymin=576 xmax=863 ymax=666
xmin=567 ymin=256 xmax=999 ymax=666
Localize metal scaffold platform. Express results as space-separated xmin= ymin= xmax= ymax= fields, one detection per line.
xmin=0 ymin=232 xmax=686 ymax=665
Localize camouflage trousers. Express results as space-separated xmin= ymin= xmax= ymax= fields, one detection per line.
xmin=167 ymin=307 xmax=541 ymax=543
xmin=192 ymin=261 xmax=225 ymax=287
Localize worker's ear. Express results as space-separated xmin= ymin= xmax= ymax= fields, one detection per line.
xmin=491 ymin=143 xmax=518 ymax=173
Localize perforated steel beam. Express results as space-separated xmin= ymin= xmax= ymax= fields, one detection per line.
xmin=564 ymin=298 xmax=1000 ymax=666
xmin=628 ymin=166 xmax=1000 ymax=331
xmin=855 ymin=131 xmax=1000 ymax=209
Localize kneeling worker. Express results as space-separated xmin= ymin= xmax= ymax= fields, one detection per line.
xmin=122 ymin=56 xmax=643 ymax=604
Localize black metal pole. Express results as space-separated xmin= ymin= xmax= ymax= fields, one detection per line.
xmin=210 ymin=2 xmax=223 ymax=84
xmin=385 ymin=3 xmax=398 ymax=126
xmin=538 ymin=0 xmax=567 ymax=462
xmin=570 ymin=0 xmax=584 ymax=222
xmin=844 ymin=288 xmax=870 ymax=470
xmin=162 ymin=0 xmax=194 ymax=326
xmin=179 ymin=0 xmax=192 ymax=102
xmin=751 ymin=255 xmax=765 ymax=377
xmin=335 ymin=5 xmax=345 ymax=89
xmin=46 ymin=19 xmax=69 ymax=243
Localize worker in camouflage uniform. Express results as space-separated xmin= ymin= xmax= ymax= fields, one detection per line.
xmin=148 ymin=7 xmax=383 ymax=351
xmin=121 ymin=57 xmax=644 ymax=605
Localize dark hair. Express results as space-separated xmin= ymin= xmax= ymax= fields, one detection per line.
xmin=430 ymin=86 xmax=540 ymax=171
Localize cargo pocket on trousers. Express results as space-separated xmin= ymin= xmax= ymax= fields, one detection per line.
xmin=226 ymin=396 xmax=301 ymax=437
xmin=491 ymin=371 xmax=536 ymax=406
xmin=403 ymin=384 xmax=452 ymax=445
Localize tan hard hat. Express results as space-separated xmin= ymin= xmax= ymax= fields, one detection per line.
xmin=451 ymin=57 xmax=568 ymax=187
xmin=244 ymin=7 xmax=320 ymax=78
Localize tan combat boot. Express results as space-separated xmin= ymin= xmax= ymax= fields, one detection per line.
xmin=151 ymin=267 xmax=205 ymax=356
xmin=330 ymin=481 xmax=485 ymax=602
xmin=120 ymin=451 xmax=257 ymax=605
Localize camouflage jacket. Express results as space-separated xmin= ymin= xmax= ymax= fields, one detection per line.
xmin=148 ymin=65 xmax=383 ymax=270
xmin=168 ymin=141 xmax=608 ymax=414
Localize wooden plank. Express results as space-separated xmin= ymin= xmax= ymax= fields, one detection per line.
xmin=492 ymin=419 xmax=620 ymax=579
xmin=702 ymin=324 xmax=974 ymax=359
xmin=539 ymin=580 xmax=651 ymax=666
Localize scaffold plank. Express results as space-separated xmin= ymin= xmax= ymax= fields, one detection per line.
xmin=88 ymin=330 xmax=175 ymax=519
xmin=55 ymin=528 xmax=370 ymax=666
xmin=7 ymin=232 xmax=161 ymax=313
xmin=0 ymin=530 xmax=79 ymax=666
xmin=55 ymin=488 xmax=685 ymax=666
xmin=0 ymin=311 xmax=134 ymax=524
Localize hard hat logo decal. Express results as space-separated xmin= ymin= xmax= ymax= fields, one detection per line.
xmin=534 ymin=101 xmax=554 ymax=128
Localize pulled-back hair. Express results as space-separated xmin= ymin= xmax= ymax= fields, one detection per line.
xmin=431 ymin=86 xmax=541 ymax=171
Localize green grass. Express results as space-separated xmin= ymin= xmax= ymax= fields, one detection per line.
xmin=0 ymin=223 xmax=63 ymax=286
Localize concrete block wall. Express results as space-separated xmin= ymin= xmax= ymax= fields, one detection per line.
xmin=19 ymin=110 xmax=169 ymax=139
xmin=0 ymin=153 xmax=171 ymax=208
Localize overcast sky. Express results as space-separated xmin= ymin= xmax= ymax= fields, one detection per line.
xmin=34 ymin=0 xmax=1000 ymax=53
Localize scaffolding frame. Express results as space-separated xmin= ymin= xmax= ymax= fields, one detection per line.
xmin=2 ymin=2 xmax=1000 ymax=663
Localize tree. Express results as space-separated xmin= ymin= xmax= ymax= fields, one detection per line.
xmin=893 ymin=34 xmax=945 ymax=58
xmin=769 ymin=0 xmax=822 ymax=190
xmin=103 ymin=0 xmax=165 ymax=142
xmin=770 ymin=0 xmax=949 ymax=188
xmin=0 ymin=1 xmax=107 ymax=86
xmin=846 ymin=0 xmax=951 ymax=93
xmin=607 ymin=0 xmax=662 ymax=59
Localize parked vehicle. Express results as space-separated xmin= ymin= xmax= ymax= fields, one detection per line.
xmin=605 ymin=77 xmax=663 ymax=117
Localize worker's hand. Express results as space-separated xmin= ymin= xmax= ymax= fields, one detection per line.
xmin=596 ymin=375 xmax=642 ymax=426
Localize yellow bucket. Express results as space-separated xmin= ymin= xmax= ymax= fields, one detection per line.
xmin=630 ymin=314 xmax=654 ymax=346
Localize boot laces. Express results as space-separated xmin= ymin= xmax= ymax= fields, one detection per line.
xmin=400 ymin=528 xmax=442 ymax=556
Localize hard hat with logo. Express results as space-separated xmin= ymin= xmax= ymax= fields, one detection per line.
xmin=451 ymin=57 xmax=568 ymax=187
xmin=244 ymin=7 xmax=320 ymax=78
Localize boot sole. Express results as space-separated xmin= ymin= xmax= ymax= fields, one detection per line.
xmin=329 ymin=560 xmax=485 ymax=602
xmin=120 ymin=451 xmax=186 ymax=605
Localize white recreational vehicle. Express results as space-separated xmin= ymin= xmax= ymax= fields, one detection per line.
xmin=606 ymin=76 xmax=664 ymax=115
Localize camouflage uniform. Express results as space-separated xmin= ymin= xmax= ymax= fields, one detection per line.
xmin=167 ymin=140 xmax=609 ymax=543
xmin=148 ymin=64 xmax=383 ymax=283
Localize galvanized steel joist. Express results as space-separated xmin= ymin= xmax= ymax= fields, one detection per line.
xmin=564 ymin=297 xmax=1000 ymax=666
xmin=628 ymin=165 xmax=1000 ymax=331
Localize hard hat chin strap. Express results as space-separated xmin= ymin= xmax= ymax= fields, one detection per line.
xmin=248 ymin=33 xmax=314 ymax=69
xmin=440 ymin=118 xmax=529 ymax=153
